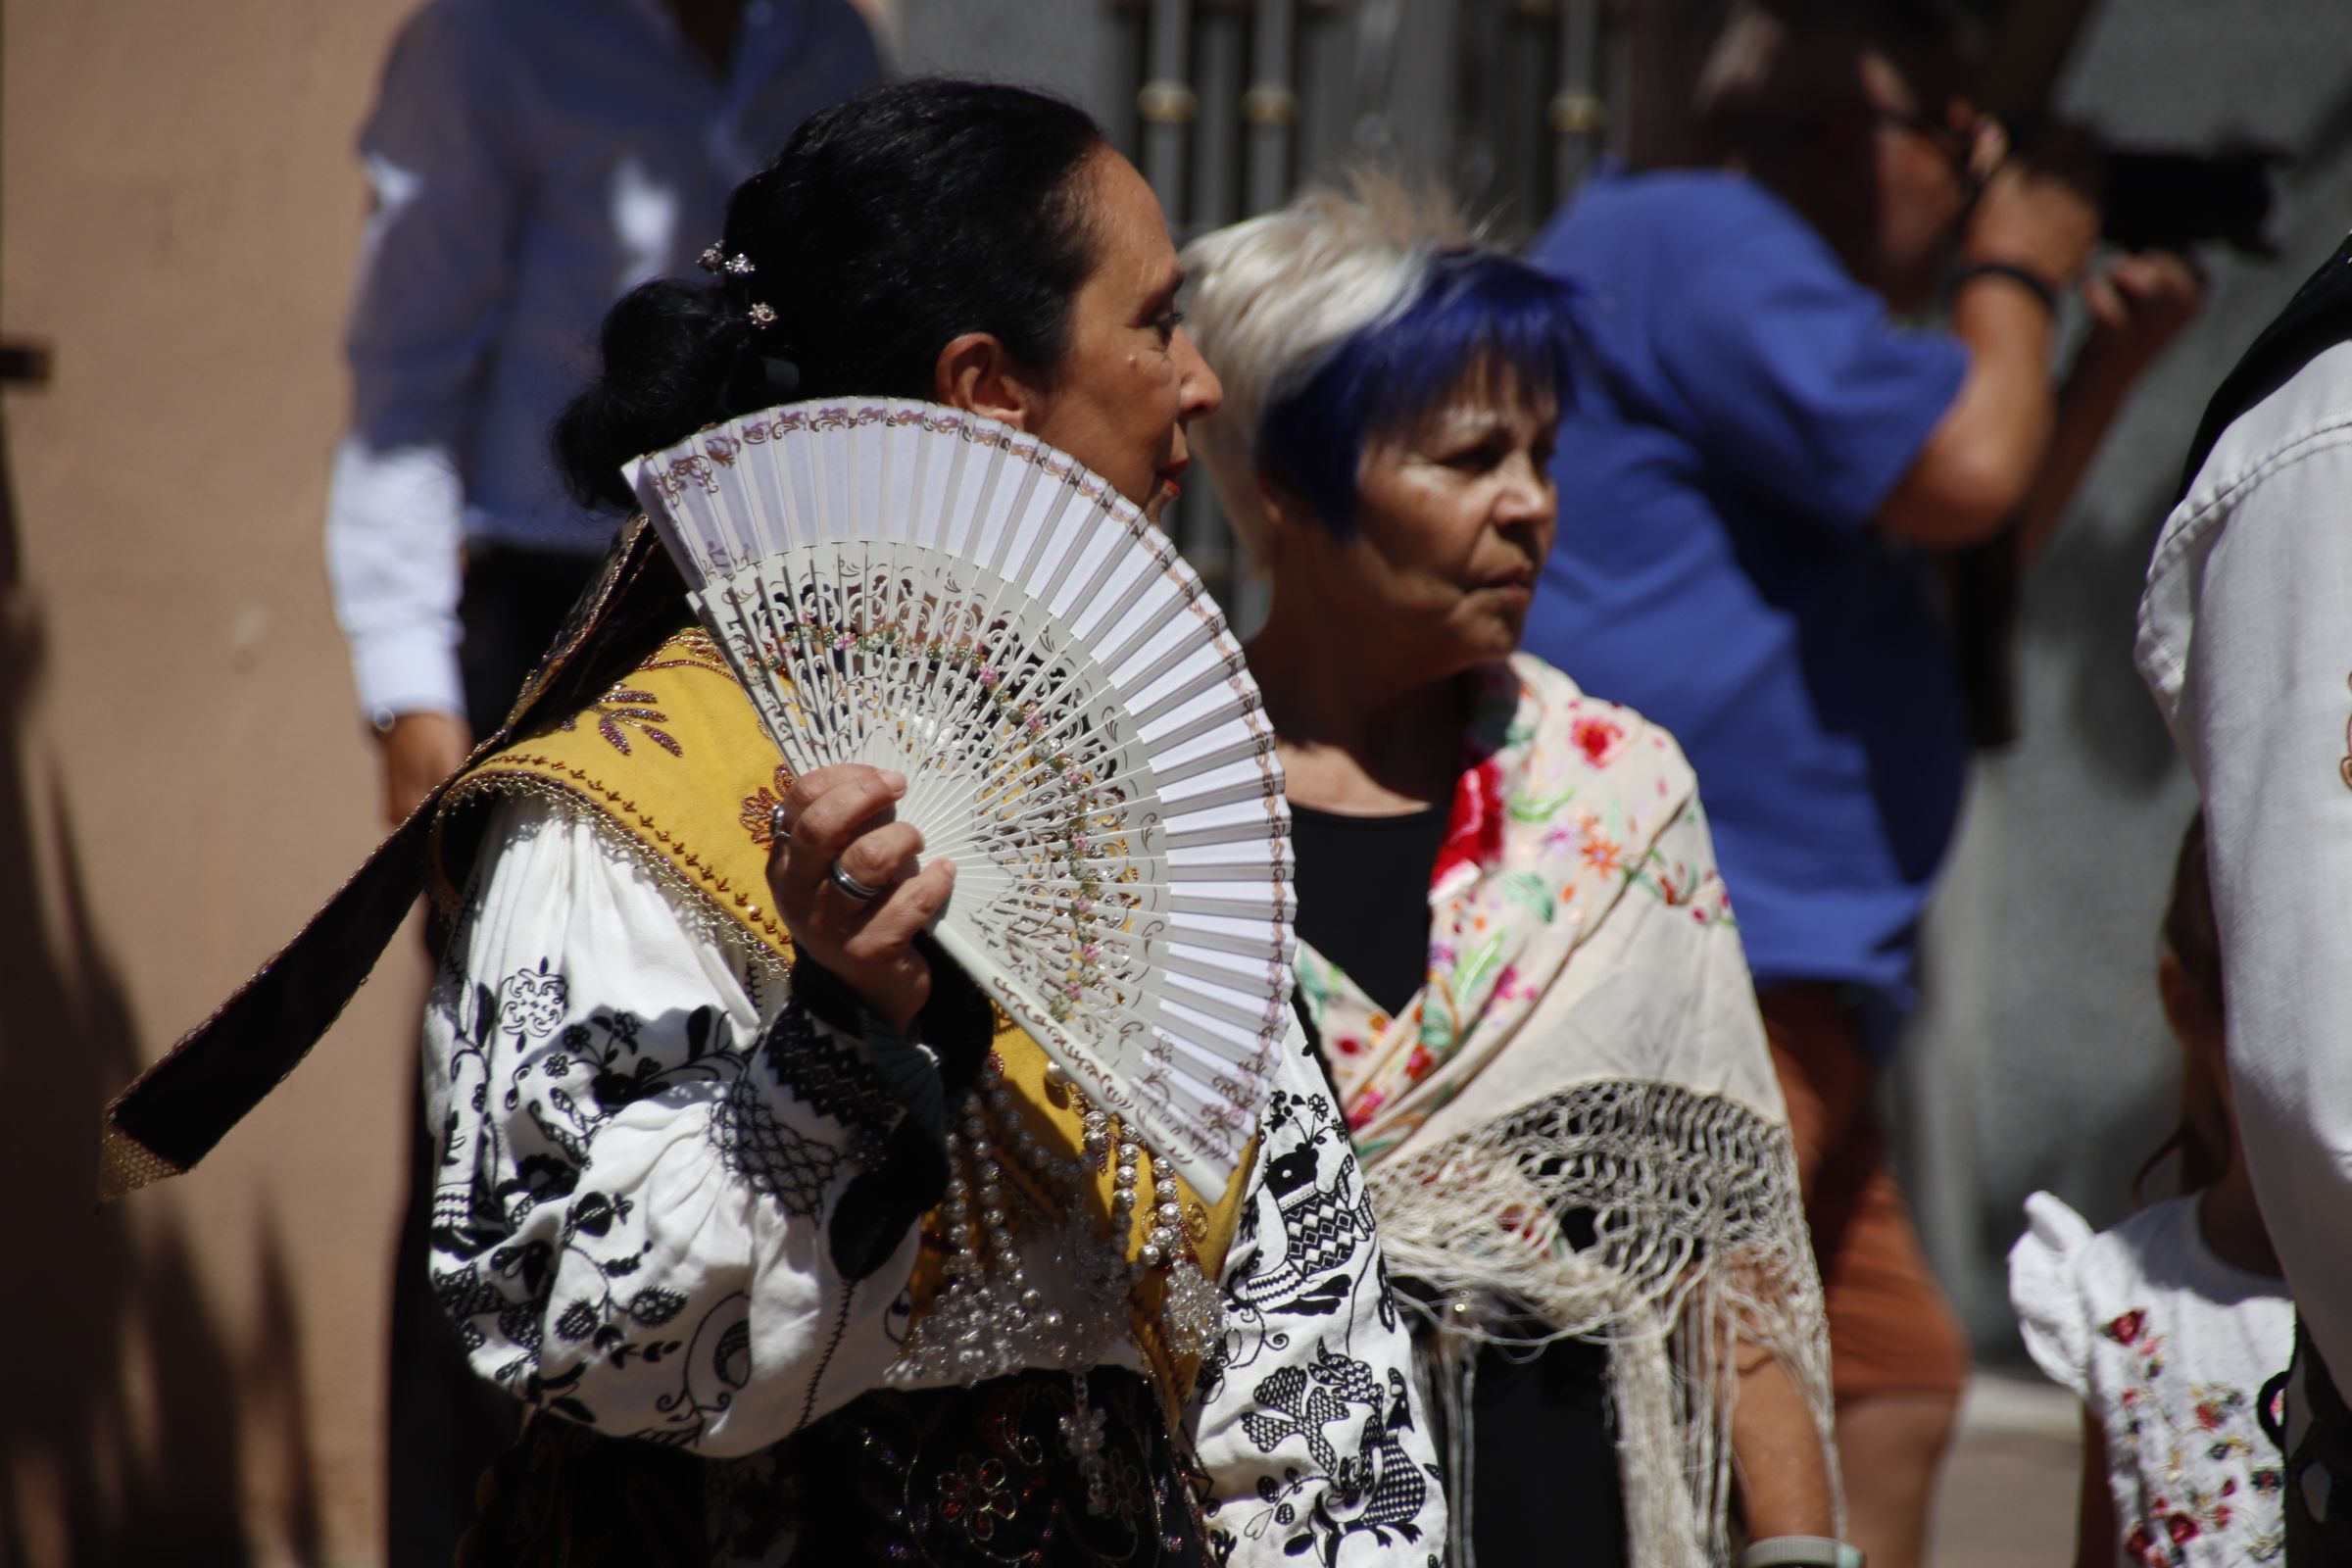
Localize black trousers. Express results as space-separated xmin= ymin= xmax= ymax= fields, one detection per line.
xmin=1414 ymin=1314 xmax=1628 ymax=1567
xmin=387 ymin=543 xmax=604 ymax=1568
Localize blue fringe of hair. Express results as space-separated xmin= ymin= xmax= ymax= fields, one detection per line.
xmin=1257 ymin=249 xmax=1587 ymax=539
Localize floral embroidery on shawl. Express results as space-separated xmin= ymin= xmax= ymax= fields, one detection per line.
xmin=1293 ymin=653 xmax=1831 ymax=1568
xmin=1307 ymin=657 xmax=1735 ymax=1151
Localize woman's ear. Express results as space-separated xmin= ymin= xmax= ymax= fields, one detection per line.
xmin=934 ymin=332 xmax=1048 ymax=429
xmin=1252 ymin=471 xmax=1315 ymax=558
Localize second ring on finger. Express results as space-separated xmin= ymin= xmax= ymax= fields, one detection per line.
xmin=828 ymin=858 xmax=887 ymax=902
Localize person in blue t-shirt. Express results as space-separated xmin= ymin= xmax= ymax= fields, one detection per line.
xmin=1524 ymin=3 xmax=2200 ymax=1564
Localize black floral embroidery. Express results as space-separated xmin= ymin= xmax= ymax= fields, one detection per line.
xmin=1200 ymin=1052 xmax=1440 ymax=1565
xmin=430 ymin=954 xmax=885 ymax=1446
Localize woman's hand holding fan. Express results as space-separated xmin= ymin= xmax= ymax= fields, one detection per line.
xmin=762 ymin=762 xmax=956 ymax=1034
xmin=627 ymin=398 xmax=1294 ymax=1203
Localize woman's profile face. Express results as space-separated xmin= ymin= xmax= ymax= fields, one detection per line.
xmin=1281 ymin=369 xmax=1558 ymax=676
xmin=1029 ymin=149 xmax=1223 ymax=524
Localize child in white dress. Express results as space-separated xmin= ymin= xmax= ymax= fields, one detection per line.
xmin=2009 ymin=814 xmax=2292 ymax=1568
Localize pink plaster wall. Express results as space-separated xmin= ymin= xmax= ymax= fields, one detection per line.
xmin=3 ymin=2 xmax=426 ymax=1560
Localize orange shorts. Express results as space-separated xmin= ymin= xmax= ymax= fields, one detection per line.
xmin=1761 ymin=985 xmax=1972 ymax=1402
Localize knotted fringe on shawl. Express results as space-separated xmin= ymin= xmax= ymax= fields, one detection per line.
xmin=1376 ymin=1078 xmax=1834 ymax=1568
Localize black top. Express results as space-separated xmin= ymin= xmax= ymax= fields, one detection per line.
xmin=1289 ymin=803 xmax=1450 ymax=1017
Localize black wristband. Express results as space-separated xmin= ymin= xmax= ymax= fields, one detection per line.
xmin=1953 ymin=260 xmax=2059 ymax=313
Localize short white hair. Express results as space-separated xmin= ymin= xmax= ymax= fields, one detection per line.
xmin=1179 ymin=172 xmax=1470 ymax=574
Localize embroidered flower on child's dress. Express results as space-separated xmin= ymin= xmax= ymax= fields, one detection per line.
xmin=1571 ymin=715 xmax=1627 ymax=766
xmin=2105 ymin=1310 xmax=2147 ymax=1346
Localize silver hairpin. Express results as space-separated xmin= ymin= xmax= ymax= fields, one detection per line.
xmin=723 ymin=253 xmax=757 ymax=277
xmin=698 ymin=244 xmax=726 ymax=273
xmin=748 ymin=302 xmax=778 ymax=328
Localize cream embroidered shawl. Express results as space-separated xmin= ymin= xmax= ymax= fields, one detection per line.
xmin=1294 ymin=654 xmax=1835 ymax=1568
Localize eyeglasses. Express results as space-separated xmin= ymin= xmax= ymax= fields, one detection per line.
xmin=1870 ymin=102 xmax=1984 ymax=182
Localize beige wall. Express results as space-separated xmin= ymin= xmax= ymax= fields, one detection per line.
xmin=4 ymin=2 xmax=425 ymax=1561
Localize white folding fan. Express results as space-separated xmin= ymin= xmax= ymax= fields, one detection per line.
xmin=624 ymin=398 xmax=1292 ymax=1203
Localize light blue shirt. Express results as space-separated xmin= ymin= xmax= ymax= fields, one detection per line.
xmin=325 ymin=0 xmax=879 ymax=719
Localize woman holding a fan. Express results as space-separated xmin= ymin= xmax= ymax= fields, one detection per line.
xmin=102 ymin=80 xmax=1444 ymax=1567
xmin=1182 ymin=179 xmax=1843 ymax=1568
xmin=435 ymin=81 xmax=1448 ymax=1566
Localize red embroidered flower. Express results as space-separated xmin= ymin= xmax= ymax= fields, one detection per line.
xmin=1432 ymin=757 xmax=1506 ymax=888
xmin=2196 ymin=1400 xmax=2223 ymax=1429
xmin=1571 ymin=715 xmax=1627 ymax=766
xmin=1404 ymin=1045 xmax=1435 ymax=1082
xmin=1334 ymin=1035 xmax=1364 ymax=1056
xmin=2104 ymin=1310 xmax=2146 ymax=1346
xmin=2166 ymin=1512 xmax=2200 ymax=1544
xmin=2125 ymin=1524 xmax=2154 ymax=1557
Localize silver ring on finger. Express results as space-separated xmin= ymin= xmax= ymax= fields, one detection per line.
xmin=768 ymin=802 xmax=793 ymax=844
xmin=828 ymin=858 xmax=886 ymax=902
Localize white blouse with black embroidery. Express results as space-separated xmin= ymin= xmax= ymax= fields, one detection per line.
xmin=424 ymin=798 xmax=1445 ymax=1566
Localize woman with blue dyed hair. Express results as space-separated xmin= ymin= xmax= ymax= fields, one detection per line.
xmin=1183 ymin=178 xmax=1845 ymax=1567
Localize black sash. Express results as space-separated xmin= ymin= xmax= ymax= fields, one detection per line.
xmin=99 ymin=519 xmax=689 ymax=1197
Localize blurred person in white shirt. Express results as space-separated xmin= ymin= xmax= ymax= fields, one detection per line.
xmin=324 ymin=4 xmax=877 ymax=1560
xmin=2139 ymin=226 xmax=2352 ymax=1562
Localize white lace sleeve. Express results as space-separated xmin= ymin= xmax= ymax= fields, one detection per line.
xmin=1193 ymin=1020 xmax=1446 ymax=1567
xmin=2007 ymin=1191 xmax=2095 ymax=1398
xmin=423 ymin=797 xmax=917 ymax=1456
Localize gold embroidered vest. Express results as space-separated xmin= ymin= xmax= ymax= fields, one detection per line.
xmin=433 ymin=627 xmax=1253 ymax=1414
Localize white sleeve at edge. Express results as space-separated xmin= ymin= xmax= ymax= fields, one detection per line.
xmin=2182 ymin=429 xmax=2352 ymax=1399
xmin=2007 ymin=1191 xmax=2094 ymax=1399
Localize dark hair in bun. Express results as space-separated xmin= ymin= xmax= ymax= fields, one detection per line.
xmin=556 ymin=77 xmax=1105 ymax=514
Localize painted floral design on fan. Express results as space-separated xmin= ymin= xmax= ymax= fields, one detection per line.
xmin=733 ymin=564 xmax=1154 ymax=1035
xmin=629 ymin=396 xmax=1294 ymax=1196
